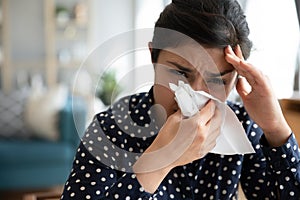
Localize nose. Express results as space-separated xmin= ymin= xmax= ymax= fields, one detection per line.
xmin=189 ymin=76 xmax=208 ymax=92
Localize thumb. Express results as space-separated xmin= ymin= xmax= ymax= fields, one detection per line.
xmin=236 ymin=76 xmax=252 ymax=99
xmin=166 ymin=109 xmax=183 ymax=122
xmin=173 ymin=109 xmax=183 ymax=119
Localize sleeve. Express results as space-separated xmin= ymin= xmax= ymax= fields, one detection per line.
xmin=260 ymin=133 xmax=300 ymax=198
xmin=61 ymin=142 xmax=154 ymax=200
xmin=240 ymin=120 xmax=300 ymax=199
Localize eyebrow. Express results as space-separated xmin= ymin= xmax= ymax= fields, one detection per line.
xmin=167 ymin=61 xmax=234 ymax=77
xmin=205 ymin=69 xmax=235 ymax=77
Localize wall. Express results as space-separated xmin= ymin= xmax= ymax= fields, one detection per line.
xmin=87 ymin=0 xmax=136 ymax=96
xmin=245 ymin=0 xmax=300 ymax=99
xmin=9 ymin=0 xmax=45 ymax=62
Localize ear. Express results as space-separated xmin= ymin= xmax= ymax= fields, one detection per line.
xmin=148 ymin=42 xmax=155 ymax=65
xmin=148 ymin=42 xmax=153 ymax=53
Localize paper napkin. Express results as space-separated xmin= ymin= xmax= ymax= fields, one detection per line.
xmin=169 ymin=81 xmax=255 ymax=155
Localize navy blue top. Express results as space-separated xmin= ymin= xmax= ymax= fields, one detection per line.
xmin=61 ymin=89 xmax=300 ymax=199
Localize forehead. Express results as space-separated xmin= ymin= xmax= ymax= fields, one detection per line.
xmin=161 ymin=44 xmax=233 ymax=73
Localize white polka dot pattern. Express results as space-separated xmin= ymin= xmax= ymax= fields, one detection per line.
xmin=61 ymin=89 xmax=300 ymax=199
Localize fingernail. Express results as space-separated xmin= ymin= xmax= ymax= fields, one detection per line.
xmin=236 ymin=44 xmax=243 ymax=53
xmin=227 ymin=45 xmax=234 ymax=53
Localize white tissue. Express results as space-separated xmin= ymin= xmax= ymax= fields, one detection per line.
xmin=169 ymin=81 xmax=255 ymax=155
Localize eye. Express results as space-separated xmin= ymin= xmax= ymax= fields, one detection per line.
xmin=206 ymin=78 xmax=227 ymax=85
xmin=168 ymin=69 xmax=188 ymax=78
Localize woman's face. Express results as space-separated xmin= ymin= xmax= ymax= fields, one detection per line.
xmin=153 ymin=45 xmax=237 ymax=117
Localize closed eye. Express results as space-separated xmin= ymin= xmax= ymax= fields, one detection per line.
xmin=168 ymin=69 xmax=188 ymax=78
xmin=206 ymin=78 xmax=227 ymax=85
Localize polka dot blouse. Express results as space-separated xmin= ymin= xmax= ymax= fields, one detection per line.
xmin=61 ymin=88 xmax=300 ymax=199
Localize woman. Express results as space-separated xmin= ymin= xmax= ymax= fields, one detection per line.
xmin=61 ymin=0 xmax=300 ymax=199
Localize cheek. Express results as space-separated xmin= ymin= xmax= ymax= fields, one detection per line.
xmin=154 ymin=64 xmax=188 ymax=88
xmin=214 ymin=73 xmax=238 ymax=101
xmin=153 ymin=84 xmax=177 ymax=115
xmin=206 ymin=82 xmax=236 ymax=102
xmin=208 ymin=87 xmax=227 ymax=101
xmin=226 ymin=74 xmax=238 ymax=93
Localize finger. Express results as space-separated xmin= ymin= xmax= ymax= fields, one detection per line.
xmin=197 ymin=100 xmax=216 ymax=126
xmin=225 ymin=52 xmax=249 ymax=78
xmin=225 ymin=47 xmax=266 ymax=88
xmin=210 ymin=106 xmax=222 ymax=127
xmin=206 ymin=141 xmax=217 ymax=152
xmin=225 ymin=46 xmax=249 ymax=77
xmin=234 ymin=44 xmax=244 ymax=60
xmin=225 ymin=45 xmax=241 ymax=67
xmin=200 ymin=127 xmax=220 ymax=151
xmin=236 ymin=76 xmax=252 ymax=98
xmin=208 ymin=128 xmax=221 ymax=143
xmin=239 ymin=60 xmax=270 ymax=89
xmin=225 ymin=45 xmax=260 ymax=79
xmin=166 ymin=109 xmax=182 ymax=125
xmin=225 ymin=45 xmax=249 ymax=74
xmin=174 ymin=109 xmax=183 ymax=120
xmin=174 ymin=108 xmax=182 ymax=116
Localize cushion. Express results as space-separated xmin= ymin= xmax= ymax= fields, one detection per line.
xmin=0 ymin=140 xmax=74 ymax=166
xmin=0 ymin=88 xmax=30 ymax=138
xmin=0 ymin=140 xmax=75 ymax=189
xmin=24 ymin=85 xmax=68 ymax=141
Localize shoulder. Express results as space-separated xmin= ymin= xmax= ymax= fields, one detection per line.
xmin=91 ymin=89 xmax=156 ymax=149
xmin=96 ymin=91 xmax=153 ymax=124
xmin=80 ymin=91 xmax=156 ymax=172
xmin=226 ymin=101 xmax=263 ymax=138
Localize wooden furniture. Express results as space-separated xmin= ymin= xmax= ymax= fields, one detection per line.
xmin=280 ymin=97 xmax=300 ymax=145
xmin=0 ymin=0 xmax=89 ymax=92
xmin=23 ymin=190 xmax=62 ymax=200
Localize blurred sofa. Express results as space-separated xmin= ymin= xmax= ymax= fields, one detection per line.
xmin=0 ymin=94 xmax=86 ymax=190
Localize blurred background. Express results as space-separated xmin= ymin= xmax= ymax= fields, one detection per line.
xmin=0 ymin=0 xmax=299 ymax=199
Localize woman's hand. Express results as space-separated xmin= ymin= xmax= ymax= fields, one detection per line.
xmin=225 ymin=45 xmax=291 ymax=146
xmin=162 ymin=100 xmax=221 ymax=167
xmin=134 ymin=100 xmax=222 ymax=193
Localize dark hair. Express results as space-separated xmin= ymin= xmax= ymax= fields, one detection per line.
xmin=151 ymin=0 xmax=252 ymax=63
